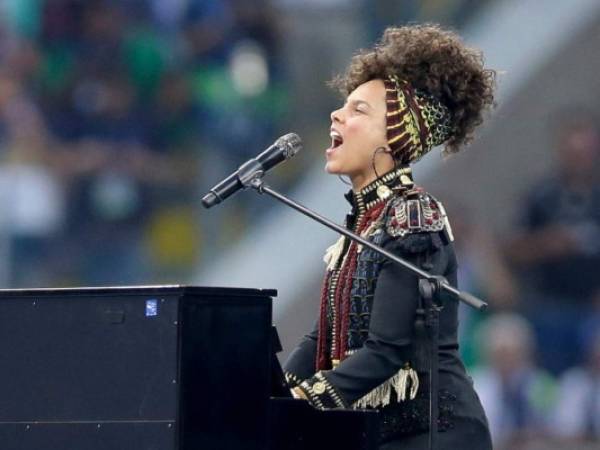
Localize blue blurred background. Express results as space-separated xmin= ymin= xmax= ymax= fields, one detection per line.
xmin=1 ymin=1 xmax=599 ymax=448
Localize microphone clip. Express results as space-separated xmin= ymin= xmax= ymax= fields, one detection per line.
xmin=237 ymin=158 xmax=265 ymax=189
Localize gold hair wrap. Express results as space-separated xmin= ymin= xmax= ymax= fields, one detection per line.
xmin=384 ymin=76 xmax=454 ymax=165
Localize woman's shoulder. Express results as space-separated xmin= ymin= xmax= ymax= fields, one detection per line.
xmin=380 ymin=187 xmax=454 ymax=254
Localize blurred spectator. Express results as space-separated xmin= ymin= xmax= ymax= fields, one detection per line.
xmin=189 ymin=1 xmax=287 ymax=168
xmin=183 ymin=0 xmax=235 ymax=66
xmin=554 ymin=328 xmax=600 ymax=444
xmin=507 ymin=111 xmax=600 ymax=374
xmin=0 ymin=69 xmax=65 ymax=287
xmin=443 ymin=200 xmax=519 ymax=367
xmin=472 ymin=313 xmax=557 ymax=449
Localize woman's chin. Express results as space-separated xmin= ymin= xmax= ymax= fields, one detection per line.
xmin=324 ymin=161 xmax=342 ymax=174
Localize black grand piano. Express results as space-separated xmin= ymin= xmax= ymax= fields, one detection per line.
xmin=0 ymin=286 xmax=378 ymax=450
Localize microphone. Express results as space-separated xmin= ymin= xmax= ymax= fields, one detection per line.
xmin=201 ymin=133 xmax=302 ymax=209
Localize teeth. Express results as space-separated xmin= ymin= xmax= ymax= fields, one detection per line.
xmin=330 ymin=130 xmax=343 ymax=148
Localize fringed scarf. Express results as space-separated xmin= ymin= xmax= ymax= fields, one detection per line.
xmin=316 ymin=202 xmax=386 ymax=371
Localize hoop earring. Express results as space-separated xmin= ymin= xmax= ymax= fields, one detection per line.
xmin=337 ymin=175 xmax=352 ymax=186
xmin=372 ymin=147 xmax=403 ymax=188
xmin=371 ymin=146 xmax=392 ymax=179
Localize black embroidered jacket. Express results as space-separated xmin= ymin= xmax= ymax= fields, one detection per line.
xmin=283 ymin=167 xmax=490 ymax=443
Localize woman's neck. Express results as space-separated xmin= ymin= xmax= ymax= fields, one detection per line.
xmin=350 ymin=155 xmax=395 ymax=192
xmin=350 ymin=173 xmax=377 ymax=193
xmin=350 ymin=167 xmax=394 ymax=192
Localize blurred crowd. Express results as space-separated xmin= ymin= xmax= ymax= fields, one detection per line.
xmin=453 ymin=112 xmax=600 ymax=449
xmin=0 ymin=1 xmax=599 ymax=449
xmin=0 ymin=0 xmax=288 ymax=286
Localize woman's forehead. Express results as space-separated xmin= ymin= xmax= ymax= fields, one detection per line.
xmin=346 ymin=79 xmax=386 ymax=109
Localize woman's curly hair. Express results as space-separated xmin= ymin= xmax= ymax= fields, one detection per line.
xmin=331 ymin=24 xmax=496 ymax=155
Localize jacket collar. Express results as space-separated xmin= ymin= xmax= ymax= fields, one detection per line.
xmin=344 ymin=166 xmax=414 ymax=213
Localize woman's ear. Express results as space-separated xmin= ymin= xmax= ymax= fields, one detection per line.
xmin=377 ymin=146 xmax=395 ymax=159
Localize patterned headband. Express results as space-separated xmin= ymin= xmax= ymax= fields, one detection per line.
xmin=384 ymin=76 xmax=454 ymax=165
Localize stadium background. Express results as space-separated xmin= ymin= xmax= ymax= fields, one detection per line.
xmin=1 ymin=1 xmax=599 ymax=448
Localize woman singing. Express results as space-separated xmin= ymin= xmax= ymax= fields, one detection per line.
xmin=283 ymin=24 xmax=496 ymax=449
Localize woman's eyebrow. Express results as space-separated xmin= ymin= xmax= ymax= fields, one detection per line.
xmin=345 ymin=99 xmax=372 ymax=109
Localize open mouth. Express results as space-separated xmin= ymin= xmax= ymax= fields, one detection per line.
xmin=330 ymin=130 xmax=343 ymax=149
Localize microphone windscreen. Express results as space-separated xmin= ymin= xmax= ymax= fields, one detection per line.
xmin=277 ymin=133 xmax=302 ymax=159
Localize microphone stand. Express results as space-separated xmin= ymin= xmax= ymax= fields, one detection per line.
xmin=239 ymin=168 xmax=487 ymax=450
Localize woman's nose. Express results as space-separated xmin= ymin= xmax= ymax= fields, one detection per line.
xmin=331 ymin=107 xmax=343 ymax=123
